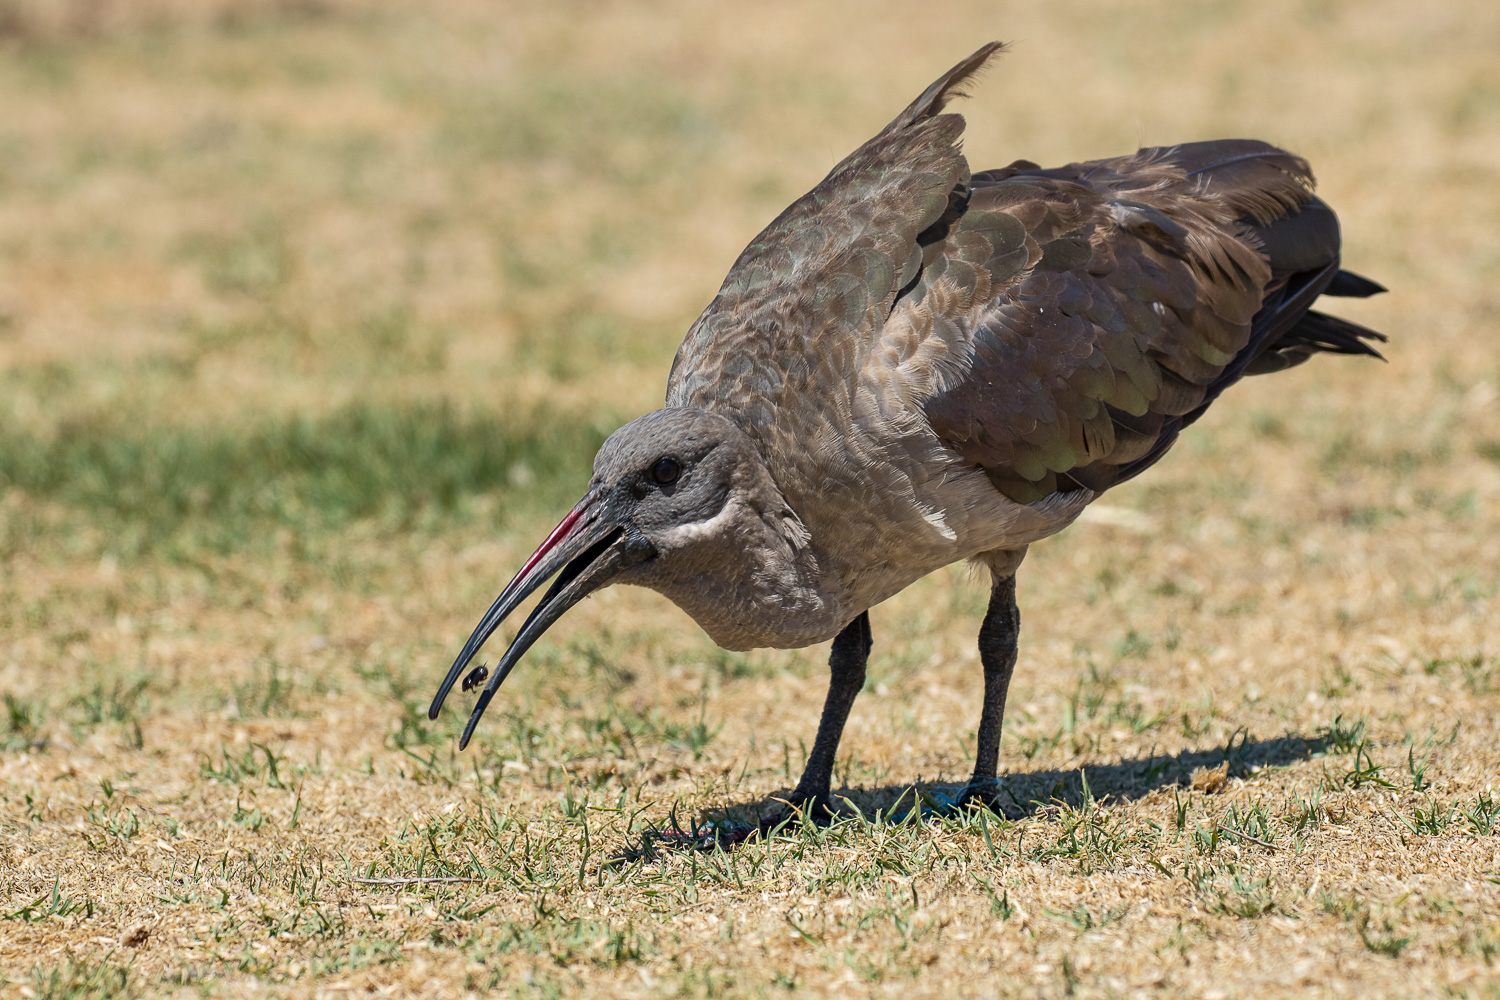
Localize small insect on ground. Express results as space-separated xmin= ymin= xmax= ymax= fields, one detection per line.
xmin=461 ymin=663 xmax=489 ymax=692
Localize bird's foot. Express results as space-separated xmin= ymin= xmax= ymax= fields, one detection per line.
xmin=903 ymin=784 xmax=1004 ymax=821
xmin=955 ymin=777 xmax=1005 ymax=813
xmin=753 ymin=791 xmax=838 ymax=835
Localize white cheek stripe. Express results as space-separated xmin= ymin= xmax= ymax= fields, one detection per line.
xmin=657 ymin=498 xmax=742 ymax=547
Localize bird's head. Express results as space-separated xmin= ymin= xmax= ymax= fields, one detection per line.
xmin=428 ymin=407 xmax=766 ymax=748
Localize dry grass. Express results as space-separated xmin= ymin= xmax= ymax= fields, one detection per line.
xmin=2 ymin=1 xmax=1499 ymax=997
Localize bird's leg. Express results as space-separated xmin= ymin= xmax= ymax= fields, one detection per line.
xmin=963 ymin=552 xmax=1024 ymax=807
xmin=780 ymin=611 xmax=871 ymax=822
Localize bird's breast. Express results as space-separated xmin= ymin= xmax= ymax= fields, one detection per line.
xmin=645 ymin=565 xmax=850 ymax=651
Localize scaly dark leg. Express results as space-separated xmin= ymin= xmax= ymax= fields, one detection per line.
xmin=783 ymin=611 xmax=871 ymax=820
xmin=963 ymin=568 xmax=1021 ymax=806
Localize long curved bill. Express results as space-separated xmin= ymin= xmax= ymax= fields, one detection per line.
xmin=428 ymin=492 xmax=653 ymax=749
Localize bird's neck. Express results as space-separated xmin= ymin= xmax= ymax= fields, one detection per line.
xmin=640 ymin=460 xmax=851 ymax=651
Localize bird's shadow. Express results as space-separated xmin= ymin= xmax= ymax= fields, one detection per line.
xmin=612 ymin=729 xmax=1326 ymax=861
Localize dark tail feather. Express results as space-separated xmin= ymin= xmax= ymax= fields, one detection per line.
xmin=1324 ymin=269 xmax=1386 ymax=297
xmin=1245 ymin=310 xmax=1387 ymax=374
xmin=1282 ymin=310 xmax=1388 ymax=358
xmin=1235 ymin=196 xmax=1387 ymax=376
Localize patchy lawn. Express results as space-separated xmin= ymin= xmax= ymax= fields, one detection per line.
xmin=2 ymin=1 xmax=1498 ymax=997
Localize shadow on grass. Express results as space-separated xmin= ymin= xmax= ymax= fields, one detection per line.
xmin=614 ymin=729 xmax=1327 ymax=860
xmin=937 ymin=728 xmax=1325 ymax=821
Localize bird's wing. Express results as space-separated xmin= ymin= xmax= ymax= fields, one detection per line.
xmin=666 ymin=42 xmax=1004 ymax=432
xmin=670 ymin=43 xmax=1381 ymax=509
xmin=904 ymin=141 xmax=1326 ymax=503
xmin=908 ymin=141 xmax=1384 ymax=503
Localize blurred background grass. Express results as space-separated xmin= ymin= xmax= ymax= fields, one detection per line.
xmin=0 ymin=0 xmax=1493 ymax=572
xmin=1 ymin=1 xmax=1499 ymax=997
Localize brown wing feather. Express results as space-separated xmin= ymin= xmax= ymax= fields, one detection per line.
xmin=918 ymin=141 xmax=1328 ymax=502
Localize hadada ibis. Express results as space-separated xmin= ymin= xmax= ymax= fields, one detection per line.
xmin=428 ymin=42 xmax=1385 ymax=816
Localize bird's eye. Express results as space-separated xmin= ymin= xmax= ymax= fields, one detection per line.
xmin=650 ymin=456 xmax=681 ymax=485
